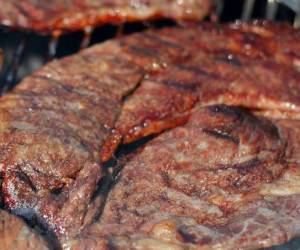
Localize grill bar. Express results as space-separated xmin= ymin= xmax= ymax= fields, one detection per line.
xmin=47 ymin=34 xmax=60 ymax=60
xmin=80 ymin=26 xmax=94 ymax=49
xmin=266 ymin=0 xmax=280 ymax=20
xmin=242 ymin=0 xmax=256 ymax=20
xmin=1 ymin=34 xmax=27 ymax=93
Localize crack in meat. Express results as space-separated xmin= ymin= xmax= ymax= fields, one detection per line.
xmin=0 ymin=0 xmax=212 ymax=33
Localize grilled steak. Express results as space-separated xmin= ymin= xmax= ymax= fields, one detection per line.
xmin=0 ymin=0 xmax=212 ymax=33
xmin=0 ymin=20 xmax=299 ymax=249
xmin=102 ymin=21 xmax=300 ymax=161
xmin=0 ymin=24 xmax=208 ymax=240
xmin=0 ymin=210 xmax=49 ymax=250
xmin=67 ymin=105 xmax=300 ymax=250
xmin=0 ymin=39 xmax=145 ymax=239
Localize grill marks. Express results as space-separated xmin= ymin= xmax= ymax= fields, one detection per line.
xmin=0 ymin=36 xmax=150 ymax=240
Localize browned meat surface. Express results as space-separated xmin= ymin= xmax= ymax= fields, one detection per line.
xmin=67 ymin=105 xmax=300 ymax=250
xmin=102 ymin=21 xmax=300 ymax=161
xmin=0 ymin=0 xmax=212 ymax=33
xmin=0 ymin=38 xmax=146 ymax=239
xmin=0 ymin=210 xmax=49 ymax=250
xmin=0 ymin=24 xmax=208 ymax=241
xmin=0 ymin=21 xmax=299 ymax=249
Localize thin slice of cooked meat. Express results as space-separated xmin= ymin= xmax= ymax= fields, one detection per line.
xmin=67 ymin=105 xmax=300 ymax=249
xmin=226 ymin=20 xmax=300 ymax=70
xmin=196 ymin=21 xmax=300 ymax=70
xmin=0 ymin=210 xmax=49 ymax=250
xmin=196 ymin=52 xmax=300 ymax=113
xmin=0 ymin=0 xmax=212 ymax=33
xmin=101 ymin=65 xmax=200 ymax=161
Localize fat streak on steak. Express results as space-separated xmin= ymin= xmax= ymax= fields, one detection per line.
xmin=0 ymin=210 xmax=49 ymax=250
xmin=67 ymin=105 xmax=300 ymax=249
xmin=0 ymin=0 xmax=212 ymax=33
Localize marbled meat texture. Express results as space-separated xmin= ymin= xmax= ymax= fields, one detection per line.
xmin=0 ymin=0 xmax=212 ymax=33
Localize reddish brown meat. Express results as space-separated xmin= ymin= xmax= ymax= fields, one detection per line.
xmin=67 ymin=105 xmax=300 ymax=249
xmin=0 ymin=24 xmax=208 ymax=241
xmin=0 ymin=0 xmax=212 ymax=33
xmin=0 ymin=210 xmax=49 ymax=250
xmin=0 ymin=38 xmax=146 ymax=239
xmin=102 ymin=22 xmax=300 ymax=161
xmin=0 ymin=21 xmax=299 ymax=249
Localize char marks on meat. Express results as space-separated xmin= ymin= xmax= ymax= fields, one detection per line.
xmin=68 ymin=105 xmax=300 ymax=250
xmin=0 ymin=0 xmax=212 ymax=33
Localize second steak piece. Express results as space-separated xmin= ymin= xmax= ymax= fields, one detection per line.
xmin=0 ymin=0 xmax=212 ymax=33
xmin=68 ymin=105 xmax=300 ymax=249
